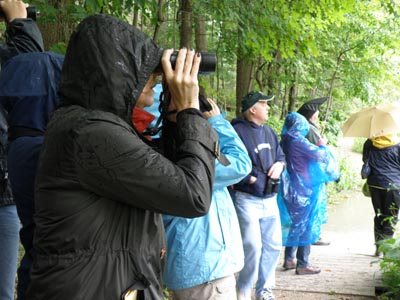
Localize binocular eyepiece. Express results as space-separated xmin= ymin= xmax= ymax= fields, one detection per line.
xmin=154 ymin=51 xmax=217 ymax=75
xmin=0 ymin=5 xmax=37 ymax=21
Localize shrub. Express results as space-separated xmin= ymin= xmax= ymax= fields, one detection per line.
xmin=351 ymin=138 xmax=366 ymax=154
xmin=378 ymin=237 xmax=400 ymax=300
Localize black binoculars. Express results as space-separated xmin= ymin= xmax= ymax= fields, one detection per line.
xmin=0 ymin=4 xmax=37 ymax=21
xmin=154 ymin=51 xmax=217 ymax=75
xmin=264 ymin=178 xmax=280 ymax=195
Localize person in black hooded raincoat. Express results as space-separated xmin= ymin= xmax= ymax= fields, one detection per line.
xmin=27 ymin=14 xmax=219 ymax=300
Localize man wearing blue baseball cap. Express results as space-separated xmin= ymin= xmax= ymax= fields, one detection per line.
xmin=231 ymin=91 xmax=285 ymax=300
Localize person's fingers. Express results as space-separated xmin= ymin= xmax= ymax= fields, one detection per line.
xmin=182 ymin=49 xmax=195 ymax=77
xmin=190 ymin=52 xmax=201 ymax=78
xmin=207 ymin=97 xmax=215 ymax=105
xmin=208 ymin=98 xmax=220 ymax=115
xmin=161 ymin=49 xmax=174 ymax=79
xmin=174 ymin=48 xmax=187 ymax=75
xmin=207 ymin=98 xmax=218 ymax=110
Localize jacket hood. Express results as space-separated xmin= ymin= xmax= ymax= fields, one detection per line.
xmin=281 ymin=112 xmax=309 ymax=137
xmin=372 ymin=135 xmax=399 ymax=149
xmin=58 ymin=14 xmax=163 ymax=124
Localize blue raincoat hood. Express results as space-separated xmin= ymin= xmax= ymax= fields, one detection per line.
xmin=281 ymin=112 xmax=309 ymax=137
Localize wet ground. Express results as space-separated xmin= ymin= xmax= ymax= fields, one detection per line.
xmin=274 ymin=189 xmax=381 ymax=300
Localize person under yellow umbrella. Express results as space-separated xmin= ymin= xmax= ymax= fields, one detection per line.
xmin=362 ymin=134 xmax=400 ymax=258
xmin=342 ymin=103 xmax=400 ymax=257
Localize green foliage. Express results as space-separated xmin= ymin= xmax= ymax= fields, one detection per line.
xmin=351 ymin=138 xmax=365 ymax=154
xmin=333 ymin=156 xmax=360 ymax=192
xmin=378 ymin=237 xmax=400 ymax=300
xmin=49 ymin=42 xmax=67 ymax=55
xmin=265 ymin=114 xmax=284 ymax=135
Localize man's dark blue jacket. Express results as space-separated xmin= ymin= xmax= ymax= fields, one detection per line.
xmin=231 ymin=117 xmax=285 ymax=197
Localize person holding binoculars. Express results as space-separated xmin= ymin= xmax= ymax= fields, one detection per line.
xmin=27 ymin=14 xmax=220 ymax=300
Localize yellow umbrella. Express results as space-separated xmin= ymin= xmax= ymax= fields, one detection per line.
xmin=342 ymin=102 xmax=400 ymax=138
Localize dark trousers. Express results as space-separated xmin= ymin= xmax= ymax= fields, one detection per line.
xmin=370 ymin=186 xmax=400 ymax=243
xmin=284 ymin=245 xmax=311 ymax=267
xmin=8 ymin=136 xmax=43 ymax=300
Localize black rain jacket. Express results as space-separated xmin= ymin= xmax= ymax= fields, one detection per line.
xmin=363 ymin=139 xmax=400 ymax=189
xmin=27 ymin=14 xmax=218 ymax=300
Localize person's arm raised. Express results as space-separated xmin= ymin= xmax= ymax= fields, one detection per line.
xmin=0 ymin=0 xmax=28 ymax=23
xmin=161 ymin=48 xmax=201 ymax=112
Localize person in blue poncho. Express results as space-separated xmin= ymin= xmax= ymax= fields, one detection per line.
xmin=279 ymin=112 xmax=339 ymax=275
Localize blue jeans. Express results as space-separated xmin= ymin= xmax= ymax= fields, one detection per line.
xmin=234 ymin=191 xmax=282 ymax=297
xmin=0 ymin=205 xmax=20 ymax=300
xmin=8 ymin=136 xmax=43 ymax=300
xmin=284 ymin=245 xmax=311 ymax=267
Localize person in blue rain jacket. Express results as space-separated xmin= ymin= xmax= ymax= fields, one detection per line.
xmin=163 ymin=97 xmax=251 ymax=300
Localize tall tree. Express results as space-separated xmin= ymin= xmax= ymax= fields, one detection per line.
xmin=178 ymin=0 xmax=192 ymax=48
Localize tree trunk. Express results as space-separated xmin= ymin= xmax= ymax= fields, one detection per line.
xmin=153 ymin=0 xmax=166 ymax=43
xmin=280 ymin=85 xmax=288 ymax=119
xmin=37 ymin=0 xmax=75 ymax=50
xmin=287 ymin=66 xmax=298 ymax=113
xmin=288 ymin=83 xmax=297 ymax=113
xmin=38 ymin=18 xmax=75 ymax=50
xmin=194 ymin=15 xmax=206 ymax=52
xmin=178 ymin=0 xmax=192 ymax=48
xmin=236 ymin=56 xmax=254 ymax=116
xmin=132 ymin=6 xmax=140 ymax=28
xmin=322 ymin=53 xmax=343 ymax=127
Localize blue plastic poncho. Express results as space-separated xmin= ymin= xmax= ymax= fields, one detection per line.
xmin=278 ymin=112 xmax=339 ymax=246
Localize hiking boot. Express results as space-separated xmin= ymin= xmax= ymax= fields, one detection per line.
xmin=256 ymin=288 xmax=275 ymax=300
xmin=283 ymin=259 xmax=296 ymax=270
xmin=313 ymin=237 xmax=330 ymax=246
xmin=296 ymin=265 xmax=321 ymax=275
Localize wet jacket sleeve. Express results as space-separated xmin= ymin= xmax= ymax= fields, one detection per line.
xmin=208 ymin=114 xmax=251 ymax=189
xmin=305 ymin=124 xmax=321 ymax=146
xmin=0 ymin=18 xmax=43 ymax=64
xmin=74 ymin=111 xmax=218 ymax=218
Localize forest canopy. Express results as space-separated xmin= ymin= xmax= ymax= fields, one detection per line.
xmin=4 ymin=0 xmax=400 ymax=139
